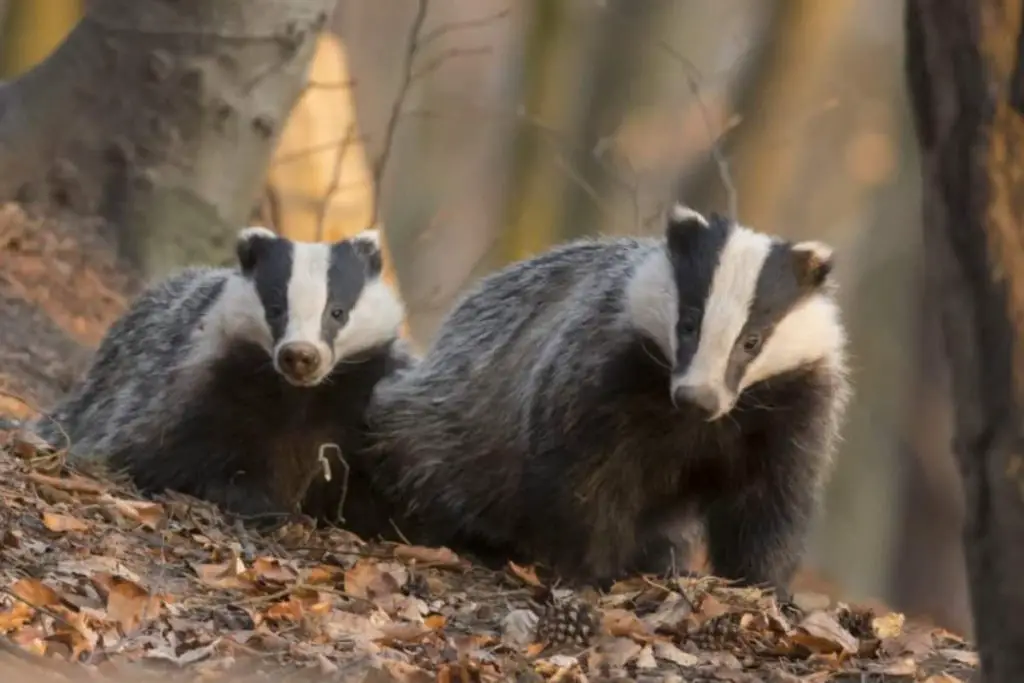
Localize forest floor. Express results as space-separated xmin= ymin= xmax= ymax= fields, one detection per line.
xmin=0 ymin=204 xmax=979 ymax=682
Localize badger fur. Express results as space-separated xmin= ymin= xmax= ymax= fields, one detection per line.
xmin=364 ymin=206 xmax=850 ymax=594
xmin=31 ymin=228 xmax=411 ymax=531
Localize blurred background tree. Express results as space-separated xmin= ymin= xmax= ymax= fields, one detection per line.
xmin=0 ymin=0 xmax=972 ymax=638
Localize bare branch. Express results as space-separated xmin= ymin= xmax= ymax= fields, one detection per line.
xmin=657 ymin=41 xmax=738 ymax=222
xmin=417 ymin=6 xmax=512 ymax=51
xmin=409 ymin=45 xmax=494 ymax=83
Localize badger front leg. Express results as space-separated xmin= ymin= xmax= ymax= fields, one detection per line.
xmin=702 ymin=436 xmax=823 ymax=600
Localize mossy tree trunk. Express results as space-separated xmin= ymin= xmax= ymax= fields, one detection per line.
xmin=0 ymin=0 xmax=333 ymax=278
xmin=907 ymin=0 xmax=1024 ymax=676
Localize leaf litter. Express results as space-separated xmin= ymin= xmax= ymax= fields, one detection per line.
xmin=0 ymin=427 xmax=981 ymax=683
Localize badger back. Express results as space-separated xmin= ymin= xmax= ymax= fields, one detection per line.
xmin=234 ymin=227 xmax=405 ymax=387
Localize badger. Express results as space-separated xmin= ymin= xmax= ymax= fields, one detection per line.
xmin=30 ymin=227 xmax=412 ymax=531
xmin=362 ymin=206 xmax=850 ymax=595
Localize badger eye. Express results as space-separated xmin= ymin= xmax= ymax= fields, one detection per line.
xmin=679 ymin=313 xmax=699 ymax=336
xmin=330 ymin=307 xmax=348 ymax=323
xmin=742 ymin=333 xmax=762 ymax=353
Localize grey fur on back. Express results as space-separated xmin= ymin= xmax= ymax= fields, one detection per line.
xmin=365 ymin=225 xmax=847 ymax=590
xmin=31 ymin=266 xmax=229 ymax=460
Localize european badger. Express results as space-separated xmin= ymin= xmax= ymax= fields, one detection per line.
xmin=31 ymin=227 xmax=412 ymax=530
xmin=363 ymin=206 xmax=850 ymax=595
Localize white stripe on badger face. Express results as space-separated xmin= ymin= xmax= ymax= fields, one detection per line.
xmin=331 ymin=276 xmax=405 ymax=361
xmin=180 ymin=271 xmax=274 ymax=372
xmin=739 ymin=294 xmax=846 ymax=391
xmin=279 ymin=242 xmax=333 ymax=369
xmin=625 ymin=250 xmax=678 ymax=362
xmin=670 ymin=226 xmax=773 ymax=419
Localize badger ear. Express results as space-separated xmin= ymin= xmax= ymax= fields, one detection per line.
xmin=349 ymin=228 xmax=384 ymax=275
xmin=666 ymin=204 xmax=710 ymax=255
xmin=791 ymin=240 xmax=834 ymax=289
xmin=236 ymin=226 xmax=276 ymax=274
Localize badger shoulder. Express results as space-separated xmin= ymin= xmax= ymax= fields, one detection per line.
xmin=30 ymin=266 xmax=239 ymax=455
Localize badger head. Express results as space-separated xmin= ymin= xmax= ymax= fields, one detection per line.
xmin=628 ymin=205 xmax=846 ymax=421
xmin=235 ymin=226 xmax=405 ymax=387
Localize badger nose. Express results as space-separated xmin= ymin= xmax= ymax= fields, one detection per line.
xmin=277 ymin=342 xmax=321 ymax=380
xmin=672 ymin=382 xmax=721 ymax=416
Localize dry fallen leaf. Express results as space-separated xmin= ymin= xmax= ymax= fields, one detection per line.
xmin=322 ymin=610 xmax=384 ymax=643
xmin=250 ymin=556 xmax=298 ymax=584
xmin=654 ymin=640 xmax=699 ymax=667
xmin=643 ymin=591 xmax=693 ymax=631
xmin=376 ymin=622 xmax=433 ymax=645
xmin=793 ymin=610 xmax=858 ymax=656
xmin=698 ymin=593 xmax=729 ymax=620
xmin=602 ymin=608 xmax=655 ymax=640
xmin=393 ymin=544 xmax=466 ymax=569
xmin=101 ymin=496 xmax=164 ymax=529
xmin=10 ymin=577 xmax=63 ymax=608
xmin=506 ymin=561 xmax=543 ymax=587
xmin=590 ymin=637 xmax=643 ymax=671
xmin=26 ymin=471 xmax=107 ymax=495
xmin=0 ymin=602 xmax=34 ymax=632
xmin=306 ymin=564 xmax=345 ymax=585
xmin=939 ymin=649 xmax=979 ymax=666
xmin=265 ymin=597 xmax=305 ymax=622
xmin=94 ymin=573 xmax=164 ymax=632
xmin=192 ymin=557 xmax=253 ymax=591
xmin=344 ymin=558 xmax=403 ymax=600
xmin=424 ymin=613 xmax=447 ymax=630
xmin=41 ymin=512 xmax=89 ymax=533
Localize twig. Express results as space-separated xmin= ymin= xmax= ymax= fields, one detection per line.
xmin=409 ymin=45 xmax=493 ymax=82
xmin=370 ymin=0 xmax=430 ymax=228
xmin=388 ymin=518 xmax=413 ymax=546
xmin=657 ymin=41 xmax=738 ymax=222
xmin=417 ymin=6 xmax=512 ymax=50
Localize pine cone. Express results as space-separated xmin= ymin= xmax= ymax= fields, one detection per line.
xmin=535 ymin=598 xmax=600 ymax=647
xmin=686 ymin=611 xmax=745 ymax=650
xmin=836 ymin=606 xmax=875 ymax=640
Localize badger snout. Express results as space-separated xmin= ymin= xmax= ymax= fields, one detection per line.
xmin=276 ymin=341 xmax=324 ymax=385
xmin=671 ymin=380 xmax=731 ymax=421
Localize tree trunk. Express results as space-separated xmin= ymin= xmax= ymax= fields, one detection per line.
xmin=0 ymin=0 xmax=333 ymax=278
xmin=907 ymin=0 xmax=1024 ymax=677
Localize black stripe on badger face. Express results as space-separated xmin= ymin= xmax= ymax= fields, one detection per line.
xmin=663 ymin=207 xmax=842 ymax=420
xmin=235 ymin=227 xmax=404 ymax=387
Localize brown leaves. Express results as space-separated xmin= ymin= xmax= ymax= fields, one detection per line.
xmin=392 ymin=544 xmax=467 ymax=570
xmin=344 ymin=558 xmax=406 ymax=599
xmin=791 ymin=610 xmax=859 ymax=656
xmin=42 ymin=512 xmax=89 ymax=533
xmin=93 ymin=573 xmax=165 ymax=633
xmin=0 ymin=435 xmax=982 ymax=682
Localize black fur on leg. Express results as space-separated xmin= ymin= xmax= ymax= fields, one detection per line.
xmin=701 ymin=385 xmax=829 ymax=598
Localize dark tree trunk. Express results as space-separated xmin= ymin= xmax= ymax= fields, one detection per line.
xmin=906 ymin=0 xmax=1024 ymax=678
xmin=0 ymin=0 xmax=333 ymax=278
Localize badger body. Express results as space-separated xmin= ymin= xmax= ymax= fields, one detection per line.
xmin=32 ymin=228 xmax=409 ymax=531
xmin=365 ymin=208 xmax=850 ymax=593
